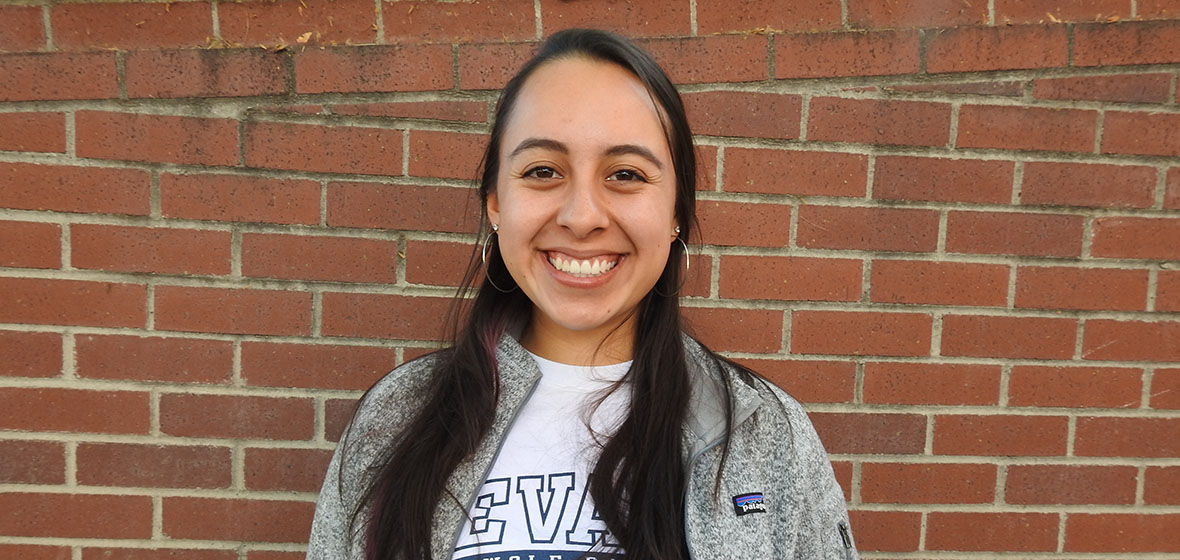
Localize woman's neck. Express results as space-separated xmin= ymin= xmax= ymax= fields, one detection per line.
xmin=520 ymin=313 xmax=635 ymax=366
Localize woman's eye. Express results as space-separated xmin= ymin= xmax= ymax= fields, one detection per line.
xmin=524 ymin=166 xmax=560 ymax=180
xmin=608 ymin=169 xmax=646 ymax=182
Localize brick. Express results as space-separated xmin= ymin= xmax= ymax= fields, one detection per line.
xmin=774 ymin=29 xmax=918 ymax=78
xmin=457 ymin=42 xmax=536 ymax=90
xmin=995 ymin=0 xmax=1130 ymax=22
xmin=0 ymin=220 xmax=59 ymax=269
xmin=160 ymin=173 xmax=320 ymax=225
xmin=295 ymin=44 xmax=452 ymax=94
xmin=245 ymin=121 xmax=401 ymax=176
xmin=942 ymin=315 xmax=1076 ymax=359
xmin=720 ymin=255 xmax=861 ymax=302
xmin=1009 ymin=366 xmax=1143 ymax=408
xmin=808 ymin=97 xmax=950 ymax=147
xmin=696 ymin=144 xmax=718 ymax=191
xmin=1084 ymin=319 xmax=1180 ymax=362
xmin=327 ymin=182 xmax=480 ymax=233
xmin=1092 ymin=217 xmax=1180 ymax=260
xmin=162 ymin=498 xmax=315 ymax=543
xmin=696 ymin=200 xmax=791 ymax=248
xmin=797 ymin=206 xmax=939 ymax=253
xmin=0 ymin=112 xmax=65 ymax=152
xmin=1007 ymin=465 xmax=1137 ymax=505
xmin=683 ymin=91 xmax=801 ymax=140
xmin=873 ymin=155 xmax=1013 ymax=204
xmin=871 ymin=260 xmax=1008 ymax=307
xmin=737 ymin=359 xmax=855 ymax=403
xmin=1101 ymin=111 xmax=1180 ymax=157
xmin=75 ymin=334 xmax=233 ymax=384
xmin=848 ymin=0 xmax=988 ymax=28
xmin=244 ymin=447 xmax=333 ymax=492
xmin=1145 ymin=466 xmax=1180 ymax=504
xmin=77 ymin=443 xmax=231 ymax=489
xmin=405 ymin=240 xmax=475 ymax=287
xmin=934 ymin=414 xmax=1068 ymax=456
xmin=1016 ymin=266 xmax=1148 ymax=312
xmin=847 ymin=510 xmax=921 ymax=552
xmin=218 ymin=0 xmax=376 ymax=45
xmin=82 ymin=550 xmax=235 ymax=560
xmin=322 ymin=293 xmax=452 ymax=341
xmin=408 ymin=130 xmax=488 ymax=180
xmin=723 ymin=148 xmax=865 ymax=197
xmin=326 ymin=398 xmax=360 ymax=442
xmin=926 ymin=512 xmax=1058 ymax=551
xmin=251 ymin=104 xmax=325 ymax=115
xmin=0 ymin=546 xmax=69 ymax=560
xmin=863 ymin=362 xmax=1000 ymax=405
xmin=831 ymin=461 xmax=852 ymax=500
xmin=126 ymin=48 xmax=288 ymax=98
xmin=0 ymin=52 xmax=118 ymax=101
xmin=640 ymin=35 xmax=767 ymax=84
xmin=1141 ymin=0 xmax=1180 ymax=18
xmin=0 ymin=441 xmax=64 ymax=484
xmin=862 ymin=462 xmax=995 ymax=503
xmin=0 ymin=162 xmax=150 ymax=216
xmin=0 ymin=278 xmax=145 ymax=328
xmin=884 ymin=81 xmax=1024 ymax=96
xmin=155 ymin=286 xmax=311 ymax=336
xmin=0 ymin=5 xmax=45 ymax=51
xmin=242 ymin=233 xmax=397 ymax=283
xmin=958 ymin=105 xmax=1096 ymax=153
xmin=1154 ymin=369 xmax=1180 ymax=409
xmin=946 ymin=211 xmax=1083 ymax=257
xmin=929 ymin=24 xmax=1068 ymax=73
xmin=242 ymin=341 xmax=394 ymax=390
xmin=545 ymin=0 xmax=689 ymax=36
xmin=1168 ymin=168 xmax=1180 ymax=210
xmin=388 ymin=0 xmax=533 ymax=42
xmin=697 ymin=0 xmax=838 ymax=33
xmin=1065 ymin=514 xmax=1180 ymax=552
xmin=51 ymin=2 xmax=210 ymax=50
xmin=793 ymin=311 xmax=931 ymax=357
xmin=681 ymin=307 xmax=783 ymax=353
xmin=0 ymin=493 xmax=151 ymax=538
xmin=1034 ymin=73 xmax=1172 ymax=104
xmin=0 ymin=388 xmax=149 ymax=434
xmin=332 ymin=100 xmax=488 ymax=122
xmin=1022 ymin=161 xmax=1156 ymax=209
xmin=1075 ymin=20 xmax=1180 ymax=66
xmin=161 ymin=394 xmax=314 ymax=440
xmin=809 ymin=412 xmax=926 ymax=454
xmin=0 ymin=331 xmax=61 ymax=377
xmin=71 ymin=224 xmax=231 ymax=276
xmin=1162 ymin=271 xmax=1180 ymax=313
xmin=77 ymin=111 xmax=238 ymax=166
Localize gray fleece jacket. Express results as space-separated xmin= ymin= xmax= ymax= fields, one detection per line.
xmin=307 ymin=334 xmax=858 ymax=560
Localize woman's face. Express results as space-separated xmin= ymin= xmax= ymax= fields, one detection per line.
xmin=488 ymin=56 xmax=678 ymax=354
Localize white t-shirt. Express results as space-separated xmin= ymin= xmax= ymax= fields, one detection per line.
xmin=451 ymin=352 xmax=631 ymax=560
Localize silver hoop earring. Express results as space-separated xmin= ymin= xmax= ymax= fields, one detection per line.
xmin=676 ymin=236 xmax=690 ymax=271
xmin=653 ymin=236 xmax=691 ymax=297
xmin=481 ymin=225 xmax=517 ymax=293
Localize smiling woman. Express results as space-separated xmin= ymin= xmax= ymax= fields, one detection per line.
xmin=307 ymin=29 xmax=857 ymax=560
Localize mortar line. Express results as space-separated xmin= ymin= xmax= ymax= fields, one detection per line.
xmin=1143 ymin=367 xmax=1156 ymax=410
xmin=60 ymin=221 xmax=72 ymax=271
xmin=314 ymin=396 xmax=327 ymax=443
xmin=145 ymin=284 xmax=156 ymax=330
xmin=373 ymin=0 xmax=384 ymax=44
xmin=232 ymin=339 xmax=243 ymax=387
xmin=840 ymin=0 xmax=849 ymax=29
xmin=930 ymin=312 xmax=943 ymax=357
xmin=115 ymin=51 xmax=127 ymax=100
xmin=231 ymin=444 xmax=245 ymax=490
xmin=534 ymin=0 xmax=543 ymax=40
xmin=1092 ymin=110 xmax=1104 ymax=154
xmin=987 ymin=0 xmax=996 ymax=25
xmin=999 ymin=364 xmax=1011 ymax=407
xmin=1170 ymin=71 xmax=1179 ymax=105
xmin=64 ymin=110 xmax=76 ymax=158
xmin=780 ymin=309 xmax=791 ymax=356
xmin=210 ymin=0 xmax=221 ymax=40
xmin=230 ymin=228 xmax=242 ymax=278
xmin=947 ymin=103 xmax=960 ymax=149
xmin=65 ymin=440 xmax=77 ymax=487
xmin=917 ymin=511 xmax=928 ymax=552
xmin=797 ymin=93 xmax=810 ymax=141
xmin=849 ymin=461 xmax=861 ymax=505
xmin=1130 ymin=0 xmax=1139 ymax=18
xmin=1135 ymin=465 xmax=1146 ymax=506
xmin=994 ymin=463 xmax=1007 ymax=505
xmin=149 ymin=388 xmax=161 ymax=436
xmin=689 ymin=0 xmax=698 ymax=36
xmin=1065 ymin=415 xmax=1077 ymax=457
xmin=714 ymin=145 xmax=725 ymax=192
xmin=923 ymin=413 xmax=934 ymax=455
xmin=1056 ymin=512 xmax=1067 ymax=553
xmin=860 ymin=257 xmax=871 ymax=303
xmin=1153 ymin=166 xmax=1168 ymax=210
xmin=1011 ymin=160 xmax=1024 ymax=205
xmin=319 ymin=179 xmax=328 ymax=227
xmin=402 ymin=128 xmax=411 ymax=176
xmin=311 ymin=291 xmax=323 ymax=337
xmin=451 ymin=44 xmax=460 ymax=91
xmin=708 ymin=247 xmax=720 ymax=299
xmin=150 ymin=170 xmax=162 ymax=219
xmin=864 ymin=154 xmax=875 ymax=200
xmin=62 ymin=330 xmax=75 ymax=379
xmin=41 ymin=2 xmax=53 ymax=51
xmin=936 ymin=210 xmax=948 ymax=255
xmin=1080 ymin=216 xmax=1093 ymax=259
xmin=1006 ymin=264 xmax=1017 ymax=309
xmin=1073 ymin=319 xmax=1085 ymax=361
xmin=1066 ymin=23 xmax=1075 ymax=68
xmin=765 ymin=33 xmax=775 ymax=81
xmin=152 ymin=496 xmax=164 ymax=539
xmin=1146 ymin=268 xmax=1158 ymax=313
xmin=853 ymin=361 xmax=865 ymax=404
xmin=395 ymin=236 xmax=407 ymax=286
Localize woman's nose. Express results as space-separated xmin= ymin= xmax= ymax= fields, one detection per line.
xmin=555 ymin=175 xmax=610 ymax=238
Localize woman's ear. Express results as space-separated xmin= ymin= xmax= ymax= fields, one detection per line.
xmin=486 ymin=191 xmax=500 ymax=226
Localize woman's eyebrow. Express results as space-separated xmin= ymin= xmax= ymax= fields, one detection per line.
xmin=508 ymin=138 xmax=664 ymax=170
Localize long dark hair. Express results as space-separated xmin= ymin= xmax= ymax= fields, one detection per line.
xmin=354 ymin=29 xmax=715 ymax=560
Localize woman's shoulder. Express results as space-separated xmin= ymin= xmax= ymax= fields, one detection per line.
xmin=343 ymin=350 xmax=446 ymax=443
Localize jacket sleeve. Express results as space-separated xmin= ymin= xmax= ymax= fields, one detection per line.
xmin=307 ymin=433 xmax=360 ymax=559
xmin=783 ymin=399 xmax=859 ymax=560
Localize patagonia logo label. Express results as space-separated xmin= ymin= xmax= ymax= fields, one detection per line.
xmin=732 ymin=492 xmax=766 ymax=516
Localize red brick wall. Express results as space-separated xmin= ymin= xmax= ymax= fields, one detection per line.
xmin=2 ymin=0 xmax=1179 ymax=557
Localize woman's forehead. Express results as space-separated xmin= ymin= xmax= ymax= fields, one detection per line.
xmin=500 ymin=57 xmax=671 ymax=160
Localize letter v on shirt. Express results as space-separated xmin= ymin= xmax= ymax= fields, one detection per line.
xmin=452 ymin=353 xmax=631 ymax=560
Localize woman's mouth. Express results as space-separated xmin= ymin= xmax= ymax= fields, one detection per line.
xmin=547 ymin=252 xmax=620 ymax=277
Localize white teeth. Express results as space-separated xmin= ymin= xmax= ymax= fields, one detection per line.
xmin=548 ymin=255 xmax=617 ymax=277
